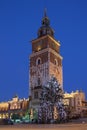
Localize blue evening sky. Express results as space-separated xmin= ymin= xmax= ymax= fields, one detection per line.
xmin=0 ymin=0 xmax=87 ymax=101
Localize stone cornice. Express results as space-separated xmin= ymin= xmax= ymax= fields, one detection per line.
xmin=48 ymin=35 xmax=60 ymax=46
xmin=30 ymin=48 xmax=49 ymax=58
xmin=30 ymin=48 xmax=63 ymax=60
xmin=31 ymin=35 xmax=47 ymax=43
xmin=31 ymin=35 xmax=60 ymax=46
xmin=49 ymin=48 xmax=63 ymax=60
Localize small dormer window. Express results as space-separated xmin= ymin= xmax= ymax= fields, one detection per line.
xmin=43 ymin=29 xmax=46 ymax=34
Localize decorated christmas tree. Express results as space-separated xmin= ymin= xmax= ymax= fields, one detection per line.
xmin=38 ymin=76 xmax=67 ymax=123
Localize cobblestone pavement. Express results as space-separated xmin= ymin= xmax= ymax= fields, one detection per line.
xmin=0 ymin=123 xmax=87 ymax=130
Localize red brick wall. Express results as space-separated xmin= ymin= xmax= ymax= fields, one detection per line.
xmin=50 ymin=52 xmax=62 ymax=66
xmin=30 ymin=51 xmax=48 ymax=67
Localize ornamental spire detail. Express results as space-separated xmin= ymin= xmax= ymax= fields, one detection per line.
xmin=37 ymin=9 xmax=54 ymax=38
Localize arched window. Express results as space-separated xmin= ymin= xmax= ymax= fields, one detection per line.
xmin=38 ymin=59 xmax=41 ymax=65
xmin=38 ymin=78 xmax=41 ymax=86
xmin=54 ymin=59 xmax=58 ymax=65
xmin=36 ymin=58 xmax=41 ymax=65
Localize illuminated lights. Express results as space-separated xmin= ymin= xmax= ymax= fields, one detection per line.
xmin=37 ymin=46 xmax=41 ymax=51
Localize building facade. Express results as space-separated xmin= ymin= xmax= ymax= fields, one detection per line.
xmin=63 ymin=90 xmax=87 ymax=118
xmin=0 ymin=96 xmax=29 ymax=119
xmin=29 ymin=11 xmax=63 ymax=109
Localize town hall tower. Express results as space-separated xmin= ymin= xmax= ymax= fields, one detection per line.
xmin=29 ymin=11 xmax=63 ymax=109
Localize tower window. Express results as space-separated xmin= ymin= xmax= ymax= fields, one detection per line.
xmin=36 ymin=58 xmax=41 ymax=65
xmin=43 ymin=29 xmax=46 ymax=34
xmin=34 ymin=91 xmax=38 ymax=99
xmin=38 ymin=78 xmax=41 ymax=86
xmin=54 ymin=59 xmax=58 ymax=65
xmin=38 ymin=59 xmax=41 ymax=65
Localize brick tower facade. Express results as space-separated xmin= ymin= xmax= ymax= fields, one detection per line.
xmin=29 ymin=11 xmax=63 ymax=109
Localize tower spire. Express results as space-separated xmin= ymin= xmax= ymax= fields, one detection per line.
xmin=44 ymin=8 xmax=47 ymax=17
xmin=37 ymin=9 xmax=54 ymax=38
